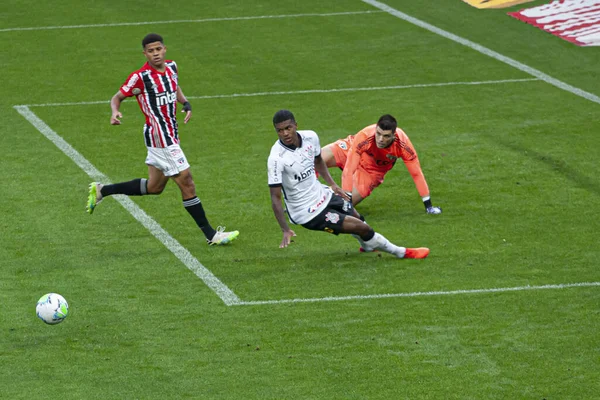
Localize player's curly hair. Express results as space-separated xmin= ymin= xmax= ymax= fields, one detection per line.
xmin=377 ymin=114 xmax=397 ymax=132
xmin=142 ymin=33 xmax=164 ymax=48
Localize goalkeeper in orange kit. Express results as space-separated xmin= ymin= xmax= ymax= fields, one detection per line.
xmin=320 ymin=114 xmax=442 ymax=214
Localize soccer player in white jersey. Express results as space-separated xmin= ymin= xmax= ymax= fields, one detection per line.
xmin=267 ymin=110 xmax=429 ymax=259
xmin=86 ymin=33 xmax=238 ymax=246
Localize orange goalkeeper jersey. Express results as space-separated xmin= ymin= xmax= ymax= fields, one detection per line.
xmin=340 ymin=124 xmax=430 ymax=197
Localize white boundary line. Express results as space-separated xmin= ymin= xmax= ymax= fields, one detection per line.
xmin=13 ymin=105 xmax=241 ymax=306
xmin=237 ymin=282 xmax=600 ymax=305
xmin=18 ymin=78 xmax=539 ymax=108
xmin=361 ymin=0 xmax=600 ymax=105
xmin=0 ymin=11 xmax=382 ymax=33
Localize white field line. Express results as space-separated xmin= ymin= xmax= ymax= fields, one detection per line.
xmin=361 ymin=0 xmax=600 ymax=105
xmin=0 ymin=11 xmax=382 ymax=33
xmin=17 ymin=78 xmax=540 ymax=108
xmin=236 ymin=282 xmax=600 ymax=306
xmin=13 ymin=105 xmax=241 ymax=306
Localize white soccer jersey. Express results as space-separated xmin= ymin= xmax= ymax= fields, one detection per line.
xmin=267 ymin=130 xmax=332 ymax=225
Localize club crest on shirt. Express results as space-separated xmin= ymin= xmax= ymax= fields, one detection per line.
xmin=132 ymin=88 xmax=141 ymax=95
xmin=301 ymin=144 xmax=313 ymax=161
xmin=386 ymin=154 xmax=398 ymax=162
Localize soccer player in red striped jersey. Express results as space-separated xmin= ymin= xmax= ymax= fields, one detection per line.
xmin=86 ymin=33 xmax=239 ymax=246
xmin=321 ymin=114 xmax=442 ymax=214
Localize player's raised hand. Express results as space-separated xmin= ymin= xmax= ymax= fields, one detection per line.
xmin=280 ymin=229 xmax=297 ymax=248
xmin=110 ymin=112 xmax=123 ymax=125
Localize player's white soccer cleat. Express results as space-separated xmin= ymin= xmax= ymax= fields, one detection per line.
xmin=207 ymin=226 xmax=239 ymax=246
xmin=426 ymin=206 xmax=442 ymax=215
xmin=86 ymin=182 xmax=103 ymax=214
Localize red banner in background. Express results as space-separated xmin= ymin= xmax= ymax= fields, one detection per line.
xmin=509 ymin=0 xmax=600 ymax=46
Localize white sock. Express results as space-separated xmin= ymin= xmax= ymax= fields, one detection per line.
xmin=351 ymin=234 xmax=371 ymax=250
xmin=365 ymin=233 xmax=406 ymax=258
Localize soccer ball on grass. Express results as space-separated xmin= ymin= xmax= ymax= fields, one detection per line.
xmin=36 ymin=293 xmax=69 ymax=325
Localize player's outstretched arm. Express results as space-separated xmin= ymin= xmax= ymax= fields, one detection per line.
xmin=404 ymin=160 xmax=441 ymax=214
xmin=269 ymin=186 xmax=296 ymax=248
xmin=110 ymin=91 xmax=127 ymax=125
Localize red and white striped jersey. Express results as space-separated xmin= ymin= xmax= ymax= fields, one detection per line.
xmin=120 ymin=61 xmax=180 ymax=148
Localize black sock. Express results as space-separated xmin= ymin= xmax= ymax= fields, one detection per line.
xmin=183 ymin=197 xmax=216 ymax=239
xmin=101 ymin=179 xmax=147 ymax=197
xmin=361 ymin=230 xmax=375 ymax=242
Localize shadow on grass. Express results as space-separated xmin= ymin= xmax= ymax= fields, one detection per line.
xmin=493 ymin=137 xmax=600 ymax=197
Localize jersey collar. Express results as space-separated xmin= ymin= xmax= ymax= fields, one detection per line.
xmin=279 ymin=133 xmax=302 ymax=150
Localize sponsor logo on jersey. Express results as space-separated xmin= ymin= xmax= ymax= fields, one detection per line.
xmin=156 ymin=91 xmax=177 ymax=106
xmin=132 ymin=88 xmax=141 ymax=95
xmin=376 ymin=159 xmax=393 ymax=166
xmin=308 ymin=194 xmax=328 ymax=213
xmin=123 ymin=74 xmax=139 ymax=93
xmin=294 ymin=166 xmax=314 ymax=182
xmin=357 ymin=139 xmax=371 ymax=152
xmin=269 ymin=165 xmax=279 ymax=182
xmin=325 ymin=212 xmax=340 ymax=224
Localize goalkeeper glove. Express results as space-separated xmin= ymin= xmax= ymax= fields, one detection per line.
xmin=423 ymin=197 xmax=442 ymax=214
xmin=426 ymin=206 xmax=442 ymax=214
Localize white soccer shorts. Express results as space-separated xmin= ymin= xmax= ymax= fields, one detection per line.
xmin=145 ymin=144 xmax=191 ymax=176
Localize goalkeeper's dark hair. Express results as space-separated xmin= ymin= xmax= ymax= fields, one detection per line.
xmin=142 ymin=33 xmax=164 ymax=48
xmin=273 ymin=109 xmax=296 ymax=126
xmin=377 ymin=114 xmax=397 ymax=132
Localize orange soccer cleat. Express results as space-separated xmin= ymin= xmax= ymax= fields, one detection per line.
xmin=404 ymin=247 xmax=430 ymax=259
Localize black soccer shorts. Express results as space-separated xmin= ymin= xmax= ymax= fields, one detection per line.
xmin=301 ymin=194 xmax=354 ymax=235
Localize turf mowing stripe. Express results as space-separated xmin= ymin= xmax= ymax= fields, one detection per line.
xmin=18 ymin=78 xmax=539 ymax=108
xmin=0 ymin=11 xmax=382 ymax=32
xmin=13 ymin=105 xmax=242 ymax=306
xmin=361 ymin=0 xmax=600 ymax=105
xmin=236 ymin=282 xmax=600 ymax=306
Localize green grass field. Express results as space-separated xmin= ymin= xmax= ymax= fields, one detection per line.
xmin=1 ymin=1 xmax=599 ymax=398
